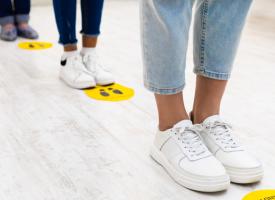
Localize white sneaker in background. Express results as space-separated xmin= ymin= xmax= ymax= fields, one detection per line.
xmin=59 ymin=53 xmax=96 ymax=89
xmin=200 ymin=115 xmax=264 ymax=184
xmin=150 ymin=120 xmax=230 ymax=192
xmin=81 ymin=49 xmax=115 ymax=86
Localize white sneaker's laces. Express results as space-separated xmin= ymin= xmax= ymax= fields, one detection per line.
xmin=173 ymin=125 xmax=207 ymax=157
xmin=205 ymin=121 xmax=240 ymax=149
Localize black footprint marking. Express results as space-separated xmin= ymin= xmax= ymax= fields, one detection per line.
xmin=107 ymin=87 xmax=123 ymax=95
xmin=113 ymin=89 xmax=123 ymax=94
xmin=29 ymin=44 xmax=35 ymax=48
xmin=100 ymin=89 xmax=110 ymax=97
xmin=99 ymin=88 xmax=124 ymax=97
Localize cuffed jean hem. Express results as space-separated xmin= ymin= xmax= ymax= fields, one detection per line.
xmin=0 ymin=16 xmax=14 ymax=26
xmin=81 ymin=33 xmax=100 ymax=37
xmin=62 ymin=42 xmax=78 ymax=46
xmin=58 ymin=39 xmax=78 ymax=45
xmin=58 ymin=33 xmax=100 ymax=45
xmin=15 ymin=14 xmax=30 ymax=23
xmin=144 ymin=82 xmax=185 ymax=95
xmin=194 ymin=68 xmax=231 ymax=80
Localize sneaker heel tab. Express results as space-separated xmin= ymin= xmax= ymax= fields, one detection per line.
xmin=60 ymin=59 xmax=67 ymax=66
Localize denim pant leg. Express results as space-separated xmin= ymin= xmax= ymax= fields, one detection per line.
xmin=14 ymin=0 xmax=31 ymax=23
xmin=193 ymin=0 xmax=252 ymax=80
xmin=52 ymin=0 xmax=78 ymax=45
xmin=0 ymin=0 xmax=14 ymax=25
xmin=80 ymin=0 xmax=104 ymax=37
xmin=140 ymin=0 xmax=194 ymax=95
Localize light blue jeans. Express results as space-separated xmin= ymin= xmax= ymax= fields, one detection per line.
xmin=140 ymin=0 xmax=252 ymax=95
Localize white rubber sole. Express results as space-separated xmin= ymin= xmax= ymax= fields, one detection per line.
xmin=225 ymin=165 xmax=264 ymax=184
xmin=150 ymin=145 xmax=230 ymax=192
xmin=60 ymin=76 xmax=96 ymax=89
xmin=96 ymin=79 xmax=115 ymax=86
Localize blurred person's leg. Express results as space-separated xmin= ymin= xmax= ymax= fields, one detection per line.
xmin=14 ymin=0 xmax=30 ymax=25
xmin=81 ymin=0 xmax=104 ymax=48
xmin=53 ymin=0 xmax=78 ymax=50
xmin=191 ymin=0 xmax=263 ymax=184
xmin=80 ymin=0 xmax=115 ymax=86
xmin=192 ymin=76 xmax=227 ymax=124
xmin=14 ymin=0 xmax=38 ymax=39
xmin=0 ymin=0 xmax=17 ymax=41
xmin=141 ymin=0 xmax=193 ymax=131
xmin=53 ymin=0 xmax=95 ymax=89
xmin=0 ymin=0 xmax=14 ymax=25
xmin=140 ymin=0 xmax=230 ymax=192
xmin=192 ymin=0 xmax=251 ymax=124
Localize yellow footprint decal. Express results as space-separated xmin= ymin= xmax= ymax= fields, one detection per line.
xmin=18 ymin=41 xmax=53 ymax=50
xmin=243 ymin=190 xmax=275 ymax=200
xmin=84 ymin=83 xmax=134 ymax=102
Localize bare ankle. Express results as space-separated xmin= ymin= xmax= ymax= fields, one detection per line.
xmin=192 ymin=111 xmax=219 ymax=124
xmin=158 ymin=124 xmax=172 ymax=132
xmin=18 ymin=22 xmax=29 ymax=29
xmin=82 ymin=35 xmax=97 ymax=48
xmin=155 ymin=92 xmax=189 ymax=131
xmin=64 ymin=45 xmax=77 ymax=52
xmin=3 ymin=23 xmax=15 ymax=29
xmin=159 ymin=116 xmax=189 ymax=131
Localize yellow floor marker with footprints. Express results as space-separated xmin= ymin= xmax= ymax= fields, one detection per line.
xmin=84 ymin=83 xmax=134 ymax=102
xmin=18 ymin=41 xmax=53 ymax=50
xmin=242 ymin=190 xmax=275 ymax=200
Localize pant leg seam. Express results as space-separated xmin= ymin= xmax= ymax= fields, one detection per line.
xmin=199 ymin=0 xmax=209 ymax=68
xmin=140 ymin=0 xmax=149 ymax=88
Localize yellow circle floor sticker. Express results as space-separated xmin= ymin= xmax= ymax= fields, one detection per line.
xmin=84 ymin=83 xmax=134 ymax=102
xmin=243 ymin=190 xmax=275 ymax=200
xmin=18 ymin=41 xmax=53 ymax=50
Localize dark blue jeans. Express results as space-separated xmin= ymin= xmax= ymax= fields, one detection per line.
xmin=0 ymin=0 xmax=30 ymax=25
xmin=53 ymin=0 xmax=104 ymax=45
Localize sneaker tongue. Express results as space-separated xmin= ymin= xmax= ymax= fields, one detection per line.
xmin=173 ymin=120 xmax=192 ymax=129
xmin=202 ymin=115 xmax=222 ymax=125
xmin=202 ymin=115 xmax=228 ymax=138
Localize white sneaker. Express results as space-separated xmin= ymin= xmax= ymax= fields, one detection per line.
xmin=82 ymin=50 xmax=115 ymax=86
xmin=150 ymin=120 xmax=230 ymax=192
xmin=60 ymin=54 xmax=96 ymax=89
xmin=199 ymin=115 xmax=264 ymax=184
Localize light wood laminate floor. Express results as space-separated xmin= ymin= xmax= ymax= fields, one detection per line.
xmin=0 ymin=1 xmax=274 ymax=199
